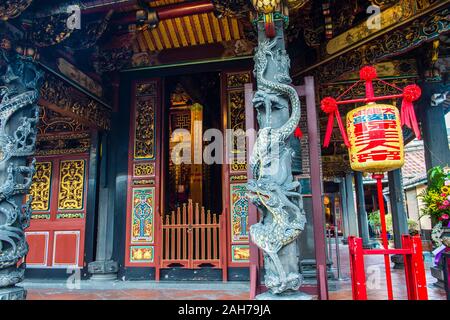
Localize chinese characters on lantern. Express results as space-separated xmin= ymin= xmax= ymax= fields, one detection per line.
xmin=347 ymin=104 xmax=404 ymax=173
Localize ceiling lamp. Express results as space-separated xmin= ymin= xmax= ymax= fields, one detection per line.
xmin=136 ymin=7 xmax=159 ymax=29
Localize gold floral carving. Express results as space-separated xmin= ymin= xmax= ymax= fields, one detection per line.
xmin=58 ymin=160 xmax=85 ymax=210
xmin=227 ymin=72 xmax=248 ymax=173
xmin=29 ymin=162 xmax=52 ymax=211
xmin=227 ymin=72 xmax=251 ymax=89
xmin=40 ymin=74 xmax=111 ymax=130
xmin=230 ymin=175 xmax=248 ymax=182
xmin=134 ymin=162 xmax=155 ymax=177
xmin=134 ymin=96 xmax=156 ymax=160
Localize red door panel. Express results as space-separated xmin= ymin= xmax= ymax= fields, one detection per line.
xmin=26 ymin=154 xmax=89 ymax=268
xmin=53 ymin=231 xmax=80 ymax=266
xmin=25 ymin=232 xmax=49 ymax=266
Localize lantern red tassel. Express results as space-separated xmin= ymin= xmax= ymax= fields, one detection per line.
xmin=294 ymin=126 xmax=303 ymax=139
xmin=321 ymin=97 xmax=350 ymax=148
xmin=360 ymin=66 xmax=378 ymax=82
xmin=401 ymin=84 xmax=422 ymax=139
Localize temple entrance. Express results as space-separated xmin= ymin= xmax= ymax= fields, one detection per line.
xmin=162 ymin=73 xmax=223 ymax=269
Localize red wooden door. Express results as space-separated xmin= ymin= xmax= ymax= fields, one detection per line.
xmin=25 ymin=154 xmax=89 ymax=269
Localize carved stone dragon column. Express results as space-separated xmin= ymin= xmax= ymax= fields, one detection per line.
xmin=248 ymin=1 xmax=310 ymax=299
xmin=0 ymin=39 xmax=43 ymax=300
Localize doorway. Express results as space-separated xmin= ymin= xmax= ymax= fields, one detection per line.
xmin=162 ymin=72 xmax=223 ymax=268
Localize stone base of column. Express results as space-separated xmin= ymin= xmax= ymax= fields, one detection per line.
xmin=363 ymin=240 xmax=379 ymax=249
xmin=0 ymin=286 xmax=27 ymax=300
xmin=88 ymin=260 xmax=118 ymax=281
xmin=391 ymin=254 xmax=404 ymax=269
xmin=256 ymin=290 xmax=316 ymax=300
xmin=430 ymin=266 xmax=445 ymax=288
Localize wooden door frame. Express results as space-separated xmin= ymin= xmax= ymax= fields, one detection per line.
xmin=124 ymin=78 xmax=163 ymax=278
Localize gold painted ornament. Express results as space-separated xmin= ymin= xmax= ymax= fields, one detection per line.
xmin=252 ymin=0 xmax=282 ymax=38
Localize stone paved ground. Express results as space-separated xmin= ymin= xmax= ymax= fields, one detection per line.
xmin=22 ymin=242 xmax=446 ymax=300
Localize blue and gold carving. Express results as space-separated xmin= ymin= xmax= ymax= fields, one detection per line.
xmin=230 ymin=183 xmax=249 ymax=243
xmin=131 ymin=187 xmax=155 ymax=243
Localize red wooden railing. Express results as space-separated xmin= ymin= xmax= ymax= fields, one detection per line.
xmin=349 ymin=235 xmax=428 ymax=300
xmin=161 ymin=199 xmax=223 ymax=268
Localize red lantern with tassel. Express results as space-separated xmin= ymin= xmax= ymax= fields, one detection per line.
xmin=320 ymin=65 xmax=425 ymax=301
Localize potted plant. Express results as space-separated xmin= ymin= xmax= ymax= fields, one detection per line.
xmin=419 ymin=166 xmax=450 ymax=287
xmin=419 ymin=166 xmax=450 ymax=244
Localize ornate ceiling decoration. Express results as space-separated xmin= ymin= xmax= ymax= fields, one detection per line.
xmin=285 ymin=0 xmax=309 ymax=12
xmin=63 ymin=11 xmax=113 ymax=50
xmin=0 ymin=0 xmax=32 ymax=21
xmin=39 ymin=73 xmax=111 ymax=130
xmin=30 ymin=12 xmax=74 ymax=47
xmin=212 ymin=0 xmax=253 ymax=18
xmin=132 ymin=11 xmax=244 ymax=53
xmin=93 ymin=45 xmax=134 ymax=73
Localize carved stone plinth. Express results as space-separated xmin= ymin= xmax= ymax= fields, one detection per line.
xmin=0 ymin=286 xmax=26 ymax=300
xmin=256 ymin=290 xmax=315 ymax=300
xmin=88 ymin=260 xmax=118 ymax=281
xmin=391 ymin=254 xmax=405 ymax=269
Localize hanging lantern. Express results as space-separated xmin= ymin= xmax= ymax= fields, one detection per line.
xmin=347 ymin=103 xmax=404 ymax=173
xmin=321 ymin=65 xmax=422 ymax=173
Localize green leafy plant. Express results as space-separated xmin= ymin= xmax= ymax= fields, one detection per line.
xmin=419 ymin=166 xmax=450 ymax=224
xmin=368 ymin=211 xmax=419 ymax=237
xmin=368 ymin=210 xmax=381 ymax=228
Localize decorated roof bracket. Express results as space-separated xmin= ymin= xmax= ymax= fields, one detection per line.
xmin=321 ymin=65 xmax=422 ymax=150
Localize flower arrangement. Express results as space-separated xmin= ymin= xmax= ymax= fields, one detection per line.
xmin=419 ymin=166 xmax=450 ymax=225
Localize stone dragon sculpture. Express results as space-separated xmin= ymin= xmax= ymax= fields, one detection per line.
xmin=247 ymin=37 xmax=306 ymax=294
xmin=0 ymin=47 xmax=42 ymax=289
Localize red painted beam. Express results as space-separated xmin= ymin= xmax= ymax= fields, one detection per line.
xmin=111 ymin=0 xmax=214 ymax=25
xmin=158 ymin=1 xmax=214 ymax=20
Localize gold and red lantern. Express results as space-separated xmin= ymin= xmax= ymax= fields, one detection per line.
xmin=320 ymin=66 xmax=424 ymax=301
xmin=347 ymin=103 xmax=404 ymax=173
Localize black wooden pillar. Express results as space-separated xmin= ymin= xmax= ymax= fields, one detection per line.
xmin=344 ymin=173 xmax=359 ymax=238
xmin=387 ymin=169 xmax=409 ymax=248
xmin=88 ymin=78 xmax=120 ymax=280
xmin=354 ymin=172 xmax=371 ymax=248
xmin=88 ymin=131 xmax=119 ymax=280
xmin=420 ymin=82 xmax=450 ymax=171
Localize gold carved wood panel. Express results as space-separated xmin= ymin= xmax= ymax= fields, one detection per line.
xmin=126 ymin=79 xmax=161 ymax=266
xmin=29 ymin=162 xmax=52 ymax=211
xmin=58 ymin=160 xmax=86 ymax=210
xmin=134 ymin=87 xmax=157 ymax=160
xmin=226 ymin=71 xmax=251 ymax=173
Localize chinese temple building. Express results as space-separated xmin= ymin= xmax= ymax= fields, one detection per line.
xmin=0 ymin=0 xmax=449 ymax=300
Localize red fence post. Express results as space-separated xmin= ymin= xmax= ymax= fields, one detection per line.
xmin=411 ymin=236 xmax=428 ymax=300
xmin=348 ymin=236 xmax=367 ymax=300
xmin=402 ymin=235 xmax=417 ymax=300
